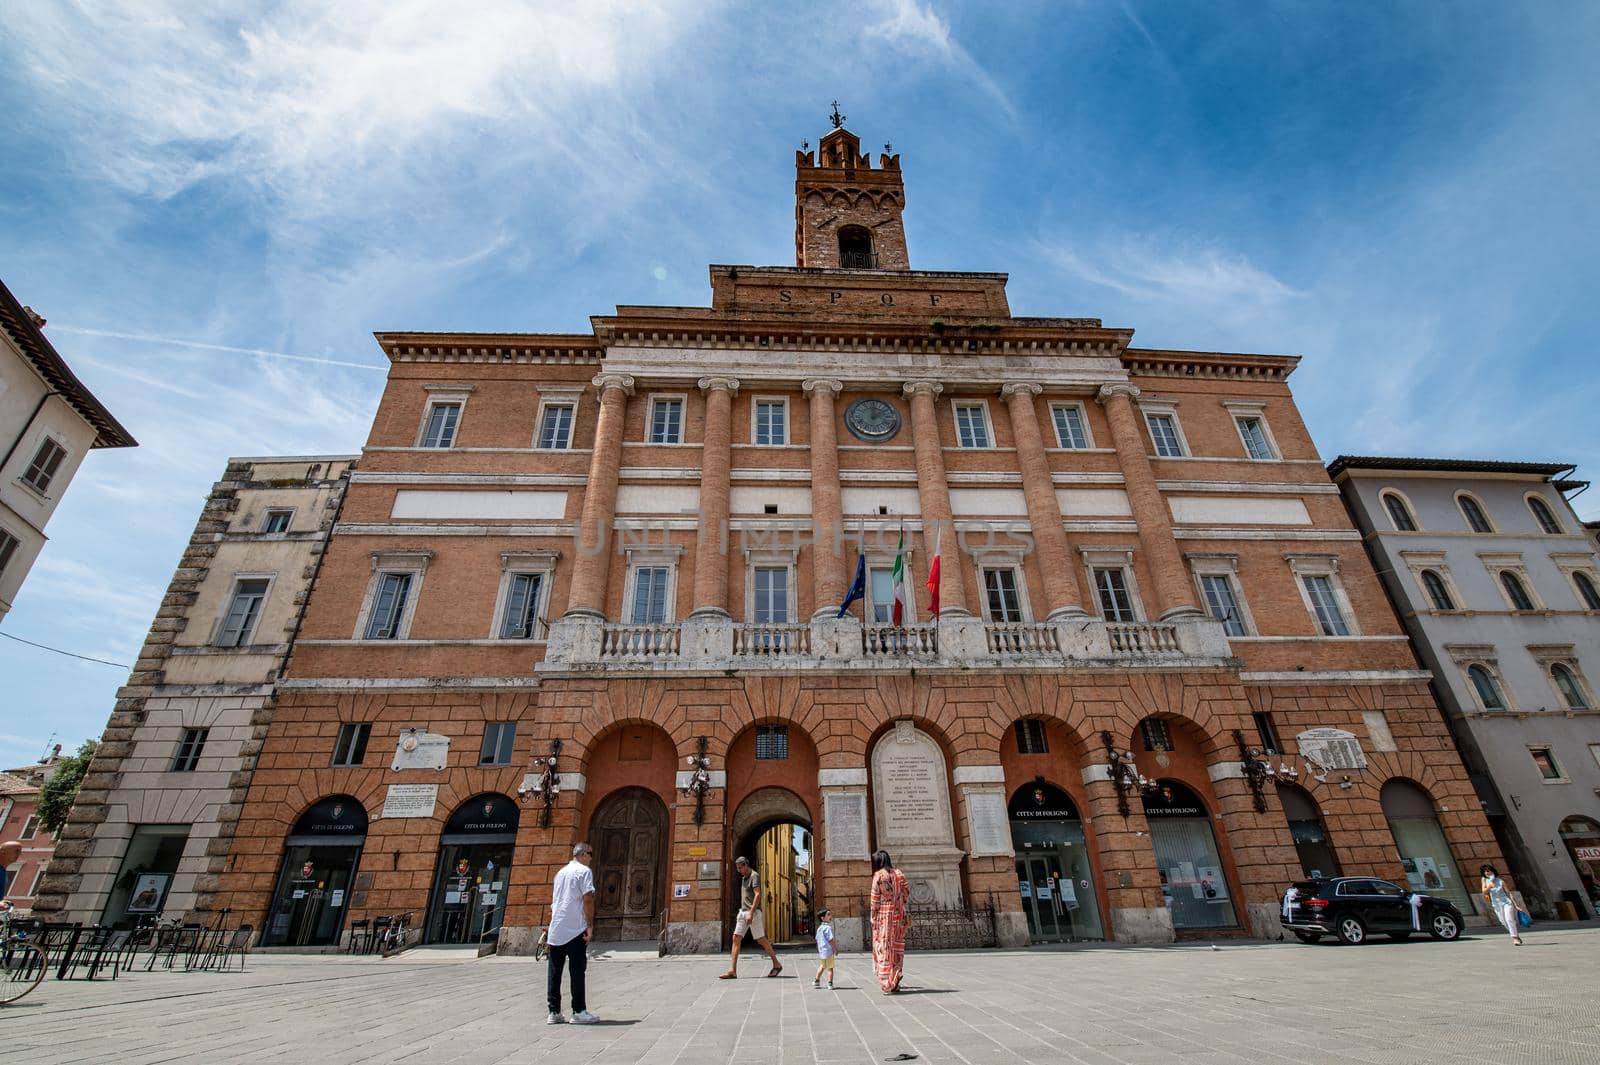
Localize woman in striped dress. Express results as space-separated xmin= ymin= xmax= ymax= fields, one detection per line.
xmin=870 ymin=850 xmax=911 ymax=993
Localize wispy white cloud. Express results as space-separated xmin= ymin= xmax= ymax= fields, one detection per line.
xmin=1040 ymin=235 xmax=1303 ymax=309
xmin=864 ymin=0 xmax=1014 ymax=117
xmin=55 ymin=327 xmax=388 ymax=372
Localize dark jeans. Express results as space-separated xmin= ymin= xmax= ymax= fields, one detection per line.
xmin=546 ymin=936 xmax=587 ymax=1014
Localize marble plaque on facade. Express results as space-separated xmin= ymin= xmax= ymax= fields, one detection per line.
xmin=391 ymin=729 xmax=450 ymax=771
xmin=824 ymin=792 xmax=870 ymax=861
xmin=1296 ymin=728 xmax=1367 ymax=771
xmin=382 ymin=783 xmax=439 ymax=819
xmin=966 ymin=790 xmax=1012 ymax=857
xmin=871 ymin=721 xmax=956 ymax=848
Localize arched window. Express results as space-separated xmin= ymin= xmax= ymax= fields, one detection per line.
xmin=1420 ymin=570 xmax=1455 ymax=611
xmin=837 ymin=226 xmax=875 ymax=269
xmin=1527 ymin=495 xmax=1562 ymax=534
xmin=1468 ymin=664 xmax=1506 ymax=710
xmin=1382 ymin=491 xmax=1418 ymax=531
xmin=1575 ymin=571 xmax=1600 ymax=611
xmin=1500 ymin=571 xmax=1535 ymax=611
xmin=1552 ymin=664 xmax=1589 ymax=709
xmin=1458 ymin=493 xmax=1493 ymax=533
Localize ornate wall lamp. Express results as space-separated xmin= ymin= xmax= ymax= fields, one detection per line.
xmin=1234 ymin=729 xmax=1298 ymax=813
xmin=518 ymin=738 xmax=563 ymax=828
xmin=682 ymin=736 xmax=712 ymax=824
xmin=1102 ymin=729 xmax=1157 ymax=818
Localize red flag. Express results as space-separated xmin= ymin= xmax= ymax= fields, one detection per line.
xmin=926 ymin=524 xmax=941 ymax=618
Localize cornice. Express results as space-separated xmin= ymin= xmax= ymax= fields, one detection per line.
xmin=1123 ymin=348 xmax=1301 ymax=382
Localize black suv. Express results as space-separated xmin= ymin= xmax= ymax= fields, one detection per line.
xmin=1281 ymin=877 xmax=1465 ymax=945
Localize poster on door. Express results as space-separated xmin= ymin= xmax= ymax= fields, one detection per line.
xmin=1056 ymin=877 xmax=1078 ymax=907
xmin=1195 ymin=866 xmax=1228 ymax=903
xmin=1414 ymin=856 xmax=1443 ymax=890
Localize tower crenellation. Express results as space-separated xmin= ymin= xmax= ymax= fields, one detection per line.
xmin=795 ymin=114 xmax=909 ymax=271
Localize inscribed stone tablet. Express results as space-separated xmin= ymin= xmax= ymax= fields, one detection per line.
xmin=967 ymin=791 xmax=1011 ymax=857
xmin=825 ymin=792 xmax=869 ymax=861
xmin=391 ymin=729 xmax=450 ymax=771
xmin=382 ymin=783 xmax=439 ymax=819
xmin=1296 ymin=727 xmax=1367 ymax=770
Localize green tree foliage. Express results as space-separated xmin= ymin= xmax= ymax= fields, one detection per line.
xmin=36 ymin=739 xmax=98 ymax=836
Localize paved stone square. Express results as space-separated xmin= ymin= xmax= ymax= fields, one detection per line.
xmin=10 ymin=929 xmax=1600 ymax=1064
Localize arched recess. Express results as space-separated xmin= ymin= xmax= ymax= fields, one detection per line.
xmin=729 ymin=786 xmax=815 ymax=945
xmin=589 ymin=787 xmax=669 ymax=941
xmin=1381 ymin=778 xmax=1471 ymax=910
xmin=262 ymin=795 xmax=368 ymax=947
xmin=1558 ymin=816 xmax=1600 ymax=916
xmin=837 ymin=224 xmax=874 ymax=268
xmin=1142 ymin=779 xmax=1239 ymax=930
xmin=579 ymin=721 xmax=678 ymax=838
xmin=1007 ymin=779 xmax=1104 ymax=941
xmin=424 ymin=792 xmax=519 ymax=944
xmin=1277 ymin=782 xmax=1341 ymax=879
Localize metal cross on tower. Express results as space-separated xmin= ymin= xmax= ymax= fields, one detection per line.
xmin=829 ymin=101 xmax=845 ymax=129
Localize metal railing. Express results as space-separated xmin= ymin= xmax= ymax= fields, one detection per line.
xmin=1106 ymin=622 xmax=1182 ymax=656
xmin=984 ymin=622 xmax=1064 ymax=657
xmin=862 ymin=623 xmax=939 ymax=657
xmin=599 ymin=623 xmax=680 ymax=659
xmin=733 ymin=623 xmax=811 ymax=656
xmin=838 ymin=250 xmax=878 ymax=269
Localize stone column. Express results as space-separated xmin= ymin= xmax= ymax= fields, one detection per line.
xmin=903 ymin=381 xmax=968 ymax=617
xmin=803 ymin=378 xmax=847 ymax=616
xmin=691 ymin=376 xmax=738 ymax=617
xmin=1001 ymin=382 xmax=1086 ymax=619
xmin=566 ymin=373 xmax=634 ymax=616
xmin=1095 ymin=384 xmax=1202 ymax=620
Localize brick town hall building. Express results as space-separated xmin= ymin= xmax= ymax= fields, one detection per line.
xmin=90 ymin=120 xmax=1514 ymax=952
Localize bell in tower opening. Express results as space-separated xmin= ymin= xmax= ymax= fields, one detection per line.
xmin=794 ymin=105 xmax=909 ymax=271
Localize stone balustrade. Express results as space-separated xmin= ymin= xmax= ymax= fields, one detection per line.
xmin=863 ymin=622 xmax=939 ymax=657
xmin=733 ymin=623 xmax=812 ymax=657
xmin=599 ymin=622 xmax=680 ymax=660
xmin=983 ymin=621 xmax=1063 ymax=658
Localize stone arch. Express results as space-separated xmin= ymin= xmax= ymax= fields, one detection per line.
xmin=731 ymin=786 xmax=812 ymax=843
xmin=1111 ymin=675 xmax=1235 ymax=759
xmin=1380 ymin=776 xmax=1473 ymax=908
xmin=578 ymin=719 xmax=678 ymax=839
xmin=588 ymin=786 xmax=670 ymax=941
xmin=989 ymin=675 xmax=1096 ymax=761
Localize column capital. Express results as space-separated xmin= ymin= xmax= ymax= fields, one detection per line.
xmin=801 ymin=377 xmax=844 ymax=396
xmin=903 ymin=380 xmax=944 ymax=398
xmin=1096 ymin=382 xmax=1140 ymax=403
xmin=1000 ymin=382 xmax=1043 ymax=400
xmin=592 ymin=372 xmax=635 ymax=396
xmin=697 ymin=375 xmax=740 ymax=395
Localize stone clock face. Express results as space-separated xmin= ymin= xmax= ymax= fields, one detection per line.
xmin=844 ymin=398 xmax=901 ymax=442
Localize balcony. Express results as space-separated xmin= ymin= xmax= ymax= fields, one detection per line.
xmin=733 ymin=623 xmax=811 ymax=657
xmin=1105 ymin=622 xmax=1182 ymax=657
xmin=863 ymin=623 xmax=938 ymax=658
xmin=984 ymin=622 xmax=1063 ymax=659
xmin=838 ymin=250 xmax=878 ymax=269
xmin=599 ymin=622 xmax=679 ymax=660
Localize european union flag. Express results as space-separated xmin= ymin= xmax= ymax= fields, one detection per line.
xmin=837 ymin=551 xmax=866 ymax=618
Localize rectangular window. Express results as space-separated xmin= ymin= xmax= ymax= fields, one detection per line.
xmin=1015 ymin=719 xmax=1049 ymax=755
xmin=1236 ymin=416 xmax=1276 ymax=460
xmin=755 ymin=725 xmax=789 ymax=760
xmin=171 ymin=728 xmax=209 ymax=772
xmin=1146 ymin=413 xmax=1184 ymax=457
xmin=420 ymin=403 xmax=461 ymax=448
xmin=364 ymin=572 xmax=413 ymax=639
xmin=982 ymin=568 xmax=1024 ymax=623
xmin=0 ymin=528 xmax=20 ymax=578
xmin=1140 ymin=718 xmax=1173 ymax=752
xmin=22 ymin=437 xmax=68 ymax=493
xmin=1199 ymin=573 xmax=1247 ymax=636
xmin=1094 ymin=567 xmax=1137 ymax=622
xmin=1589 ymin=743 xmax=1600 ymax=772
xmin=1302 ymin=574 xmax=1351 ymax=636
xmin=261 ymin=509 xmax=293 ymax=534
xmin=480 ymin=722 xmax=516 ymax=766
xmin=20 ymin=815 xmax=39 ymax=840
xmin=1530 ymin=747 xmax=1564 ymax=781
xmin=753 ymin=567 xmax=790 ymax=624
xmin=629 ymin=567 xmax=671 ymax=624
xmin=649 ymin=398 xmax=683 ymax=444
xmin=1252 ymin=711 xmax=1281 ymax=755
xmin=499 ymin=573 xmax=545 ymax=639
xmin=954 ymin=404 xmax=990 ymax=448
xmin=537 ymin=404 xmax=574 ymax=449
xmin=754 ymin=400 xmax=787 ymax=446
xmin=868 ymin=567 xmax=896 ymax=624
xmin=1052 ymin=404 xmax=1089 ymax=449
xmin=215 ymin=578 xmax=270 ymax=647
xmin=332 ymin=723 xmax=371 ymax=767
xmin=24 ymin=863 xmax=48 ymax=897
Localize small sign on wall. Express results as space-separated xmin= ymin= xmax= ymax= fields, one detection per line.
xmin=382 ymin=783 xmax=440 ymax=819
xmin=674 ymin=883 xmax=691 ymax=899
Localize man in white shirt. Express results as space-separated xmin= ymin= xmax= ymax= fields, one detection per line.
xmin=546 ymin=842 xmax=598 ymax=1025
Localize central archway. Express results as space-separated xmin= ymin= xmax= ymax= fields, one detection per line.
xmin=590 ymin=787 xmax=669 ymax=942
xmin=731 ymin=786 xmax=815 ymax=945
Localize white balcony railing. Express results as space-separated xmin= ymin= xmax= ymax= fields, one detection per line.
xmin=599 ymin=623 xmax=680 ymax=659
xmin=862 ymin=623 xmax=939 ymax=657
xmin=984 ymin=622 xmax=1065 ymax=658
xmin=1105 ymin=622 xmax=1181 ymax=657
xmin=733 ymin=623 xmax=811 ymax=656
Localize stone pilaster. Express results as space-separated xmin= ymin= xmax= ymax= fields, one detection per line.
xmin=803 ymin=378 xmax=847 ymax=616
xmin=564 ymin=373 xmax=633 ymax=617
xmin=1001 ymin=382 xmax=1086 ymax=620
xmin=903 ymin=380 xmax=968 ymax=617
xmin=691 ymin=376 xmax=738 ymax=618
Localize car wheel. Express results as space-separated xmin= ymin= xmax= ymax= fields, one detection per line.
xmin=1387 ymin=932 xmax=1411 ymax=941
xmin=1429 ymin=913 xmax=1460 ymax=941
xmin=1335 ymin=915 xmax=1367 ymax=945
xmin=1292 ymin=931 xmax=1321 ymax=944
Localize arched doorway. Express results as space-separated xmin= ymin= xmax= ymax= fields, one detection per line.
xmin=1279 ymin=783 xmax=1340 ymax=880
xmin=1381 ymin=779 xmax=1470 ymax=911
xmin=1008 ymin=780 xmax=1103 ymax=941
xmin=838 ymin=225 xmax=874 ymax=268
xmin=730 ymin=786 xmax=814 ymax=945
xmin=590 ymin=788 xmax=668 ymax=942
xmin=1559 ymin=816 xmax=1600 ymax=915
xmin=263 ymin=796 xmax=367 ymax=947
xmin=424 ymin=793 xmax=519 ymax=944
xmin=1143 ymin=780 xmax=1238 ymax=930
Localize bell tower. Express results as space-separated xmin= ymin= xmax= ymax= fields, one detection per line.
xmin=794 ymin=103 xmax=909 ymax=271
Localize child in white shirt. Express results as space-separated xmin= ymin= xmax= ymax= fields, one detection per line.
xmin=813 ymin=908 xmax=836 ymax=988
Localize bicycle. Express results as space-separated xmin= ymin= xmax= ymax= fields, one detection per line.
xmin=378 ymin=912 xmax=415 ymax=958
xmin=0 ymin=910 xmax=48 ymax=1005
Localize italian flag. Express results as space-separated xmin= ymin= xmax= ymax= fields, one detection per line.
xmin=925 ymin=525 xmax=941 ymax=618
xmin=891 ymin=529 xmax=909 ymax=625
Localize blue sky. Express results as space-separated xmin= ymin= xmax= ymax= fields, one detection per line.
xmin=2 ymin=1 xmax=1597 ymax=767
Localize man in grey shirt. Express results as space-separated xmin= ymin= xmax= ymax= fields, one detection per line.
xmin=719 ymin=855 xmax=781 ymax=979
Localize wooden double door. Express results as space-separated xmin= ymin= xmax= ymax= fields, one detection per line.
xmin=591 ymin=789 xmax=667 ymax=942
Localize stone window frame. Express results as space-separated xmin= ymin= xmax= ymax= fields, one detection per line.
xmin=1379 ymin=487 xmax=1422 ymax=532
xmin=646 ymin=392 xmax=689 ymax=445
xmin=1549 ymin=554 xmax=1600 ymax=612
xmin=1398 ymin=550 xmax=1465 ymax=615
xmin=1528 ymin=744 xmax=1570 ymax=785
xmin=622 ymin=544 xmax=684 ymax=625
xmin=489 ymin=549 xmax=559 ymax=641
xmin=210 ymin=570 xmax=278 ymax=648
xmin=1455 ymin=490 xmax=1497 ymax=534
xmin=743 ymin=544 xmax=800 ymax=625
xmin=533 ymin=386 xmax=584 ymax=450
xmin=750 ymin=395 xmax=790 ymax=447
xmin=1528 ymin=644 xmax=1597 ymax=713
xmin=1285 ymin=553 xmax=1361 ymax=636
xmin=1525 ymin=492 xmax=1564 ymax=535
xmin=354 ymin=550 xmax=432 ymax=640
xmin=260 ymin=507 xmax=295 ymax=534
xmin=1137 ymin=398 xmax=1190 ymax=458
xmin=1220 ymin=400 xmax=1282 ymax=462
xmin=1048 ymin=400 xmax=1095 ymax=450
xmin=0 ymin=521 xmax=20 ymax=579
xmin=1080 ymin=546 xmax=1148 ymax=623
xmin=971 ymin=545 xmax=1033 ymax=624
xmin=864 ymin=542 xmax=916 ymax=625
xmin=1478 ymin=551 xmax=1544 ymax=613
xmin=1444 ymin=643 xmax=1515 ymax=713
xmin=1186 ymin=552 xmax=1256 ymax=635
xmin=950 ymin=398 xmax=996 ymax=450
xmin=416 ymin=384 xmax=473 ymax=448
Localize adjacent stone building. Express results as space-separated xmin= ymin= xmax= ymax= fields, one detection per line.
xmin=202 ymin=119 xmax=1507 ymax=954
xmin=1330 ymin=456 xmax=1600 ymax=918
xmin=34 ymin=456 xmax=354 ymax=924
